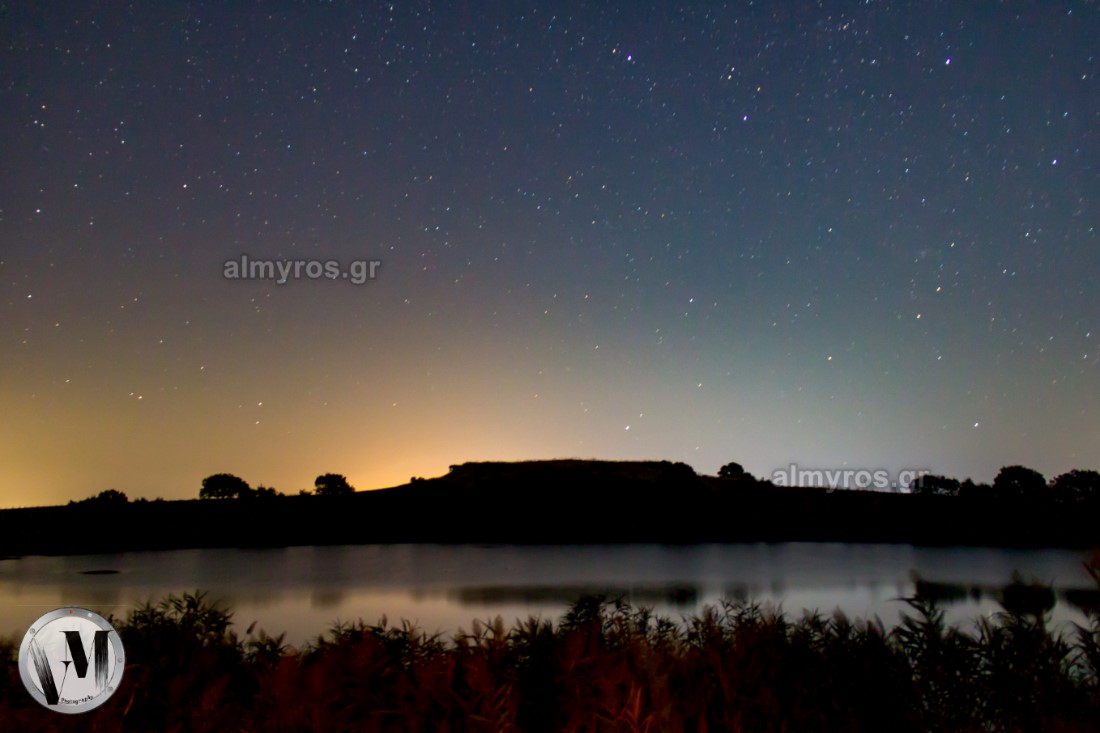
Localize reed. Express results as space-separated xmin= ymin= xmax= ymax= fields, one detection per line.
xmin=2 ymin=570 xmax=1099 ymax=732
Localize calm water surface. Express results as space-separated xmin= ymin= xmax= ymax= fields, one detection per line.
xmin=1 ymin=543 xmax=1095 ymax=647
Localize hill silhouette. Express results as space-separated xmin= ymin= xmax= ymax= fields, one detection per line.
xmin=0 ymin=459 xmax=1095 ymax=555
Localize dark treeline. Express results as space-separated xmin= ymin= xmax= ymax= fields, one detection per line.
xmin=909 ymin=465 xmax=1100 ymax=504
xmin=3 ymin=569 xmax=1100 ymax=732
xmin=1 ymin=460 xmax=1097 ymax=556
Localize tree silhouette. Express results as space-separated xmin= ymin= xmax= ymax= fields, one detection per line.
xmin=314 ymin=473 xmax=354 ymax=496
xmin=1050 ymin=469 xmax=1100 ymax=504
xmin=992 ymin=465 xmax=1047 ymax=501
xmin=200 ymin=473 xmax=251 ymax=500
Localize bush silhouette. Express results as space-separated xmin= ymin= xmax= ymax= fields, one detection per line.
xmin=69 ymin=488 xmax=130 ymax=506
xmin=909 ymin=474 xmax=960 ymax=496
xmin=718 ymin=462 xmax=746 ymax=479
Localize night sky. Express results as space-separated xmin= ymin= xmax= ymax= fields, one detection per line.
xmin=2 ymin=2 xmax=1097 ymax=507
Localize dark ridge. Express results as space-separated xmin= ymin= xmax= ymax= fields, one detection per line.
xmin=0 ymin=460 xmax=1096 ymax=556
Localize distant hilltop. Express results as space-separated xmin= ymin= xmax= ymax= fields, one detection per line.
xmin=440 ymin=459 xmax=700 ymax=485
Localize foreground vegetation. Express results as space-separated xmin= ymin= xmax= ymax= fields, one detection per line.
xmin=3 ymin=561 xmax=1100 ymax=731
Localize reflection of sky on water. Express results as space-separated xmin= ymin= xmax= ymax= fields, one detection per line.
xmin=1 ymin=544 xmax=1094 ymax=647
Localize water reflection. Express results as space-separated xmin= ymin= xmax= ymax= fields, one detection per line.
xmin=0 ymin=543 xmax=1094 ymax=647
xmin=311 ymin=590 xmax=348 ymax=609
xmin=446 ymin=584 xmax=700 ymax=607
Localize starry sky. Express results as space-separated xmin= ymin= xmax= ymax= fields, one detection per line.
xmin=2 ymin=2 xmax=1097 ymax=508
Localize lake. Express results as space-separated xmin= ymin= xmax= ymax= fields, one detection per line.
xmin=1 ymin=543 xmax=1095 ymax=647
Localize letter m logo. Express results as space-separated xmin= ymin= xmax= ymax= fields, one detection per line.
xmin=28 ymin=630 xmax=110 ymax=705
